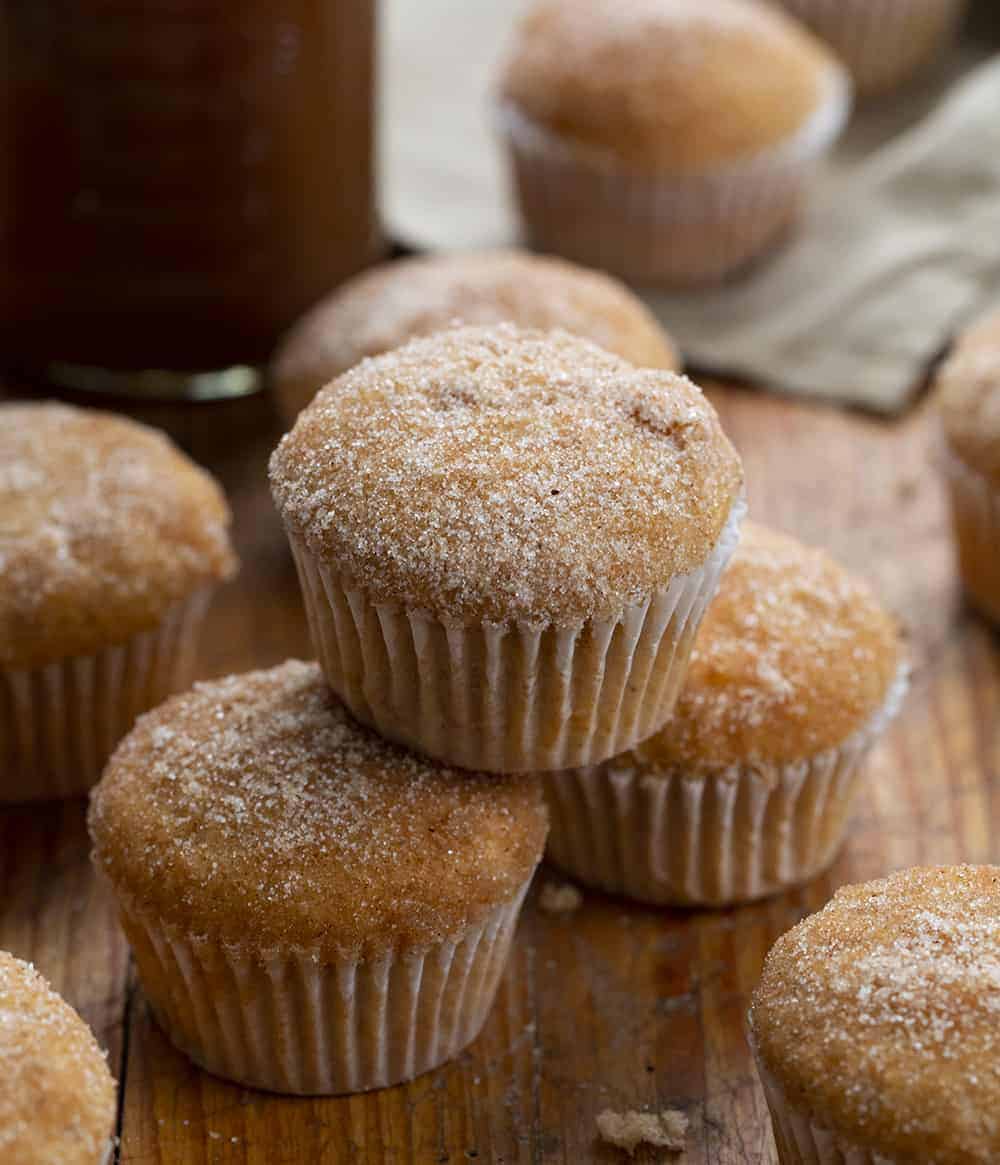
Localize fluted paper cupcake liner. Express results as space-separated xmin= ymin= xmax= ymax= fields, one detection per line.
xmin=118 ymin=885 xmax=530 ymax=1096
xmin=0 ymin=591 xmax=212 ymax=802
xmin=753 ymin=1044 xmax=895 ymax=1165
xmin=778 ymin=0 xmax=967 ymax=98
xmin=497 ymin=70 xmax=848 ymax=286
xmin=287 ymin=495 xmax=745 ymax=773
xmin=544 ymin=664 xmax=908 ymax=906
xmin=941 ymin=444 xmax=1000 ymax=625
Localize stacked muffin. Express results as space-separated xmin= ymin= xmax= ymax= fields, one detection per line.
xmin=545 ymin=523 xmax=907 ymax=906
xmin=89 ymin=661 xmax=547 ymax=1094
xmin=89 ymin=318 xmax=747 ymax=1095
xmin=81 ymin=280 xmax=904 ymax=1100
xmin=266 ymin=320 xmax=904 ymax=918
xmin=269 ymin=325 xmax=743 ymax=772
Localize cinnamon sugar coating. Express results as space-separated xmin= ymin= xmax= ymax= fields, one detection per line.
xmin=269 ymin=325 xmax=742 ymax=625
xmin=1 ymin=403 xmax=237 ymax=669
xmin=629 ymin=523 xmax=902 ymax=771
xmin=89 ymin=661 xmax=548 ymax=955
xmin=272 ymin=249 xmax=679 ymax=421
xmin=500 ymin=0 xmax=841 ymax=175
xmin=936 ymin=309 xmax=1000 ymax=487
xmin=751 ymin=866 xmax=1000 ymax=1165
xmin=0 ymin=950 xmax=115 ymax=1165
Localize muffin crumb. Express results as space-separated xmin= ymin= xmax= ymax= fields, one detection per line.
xmin=596 ymin=1108 xmax=688 ymax=1156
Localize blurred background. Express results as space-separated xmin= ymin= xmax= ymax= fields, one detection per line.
xmin=1 ymin=0 xmax=998 ymax=409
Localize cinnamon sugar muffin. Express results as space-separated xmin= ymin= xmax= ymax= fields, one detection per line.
xmin=497 ymin=0 xmax=850 ymax=285
xmin=750 ymin=865 xmax=1000 ymax=1164
xmin=89 ymin=661 xmax=548 ymax=1095
xmin=272 ymin=249 xmax=679 ymax=422
xmin=934 ymin=309 xmax=1000 ymax=624
xmin=270 ymin=324 xmax=744 ymax=773
xmin=0 ymin=950 xmax=116 ymax=1165
xmin=546 ymin=524 xmax=906 ymax=905
xmin=1 ymin=403 xmax=236 ymax=801
xmin=776 ymin=0 xmax=967 ymax=98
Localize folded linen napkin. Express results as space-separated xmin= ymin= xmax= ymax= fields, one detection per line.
xmin=647 ymin=57 xmax=1000 ymax=411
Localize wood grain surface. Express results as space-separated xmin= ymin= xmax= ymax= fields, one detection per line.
xmin=1 ymin=380 xmax=996 ymax=1164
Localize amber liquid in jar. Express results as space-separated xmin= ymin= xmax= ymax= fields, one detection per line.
xmin=0 ymin=1 xmax=380 ymax=398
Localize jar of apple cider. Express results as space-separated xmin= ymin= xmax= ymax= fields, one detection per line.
xmin=0 ymin=1 xmax=380 ymax=399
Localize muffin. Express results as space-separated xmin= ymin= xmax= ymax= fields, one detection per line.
xmin=545 ymin=524 xmax=907 ymax=905
xmin=934 ymin=309 xmax=1000 ymax=624
xmin=749 ymin=865 xmax=1000 ymax=1164
xmin=0 ymin=950 xmax=116 ymax=1165
xmin=271 ymin=248 xmax=679 ymax=423
xmin=88 ymin=661 xmax=548 ymax=1095
xmin=776 ymin=0 xmax=968 ymax=98
xmin=1 ymin=402 xmax=237 ymax=802
xmin=270 ymin=324 xmax=744 ymax=773
xmin=497 ymin=0 xmax=850 ymax=286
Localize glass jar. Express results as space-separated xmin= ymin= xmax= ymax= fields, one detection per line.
xmin=0 ymin=0 xmax=380 ymax=399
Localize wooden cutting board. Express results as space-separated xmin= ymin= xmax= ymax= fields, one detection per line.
xmin=1 ymin=380 xmax=995 ymax=1164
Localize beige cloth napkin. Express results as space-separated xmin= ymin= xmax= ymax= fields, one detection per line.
xmin=647 ymin=57 xmax=1000 ymax=411
xmin=382 ymin=1 xmax=1000 ymax=411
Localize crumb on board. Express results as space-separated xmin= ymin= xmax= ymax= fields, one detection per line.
xmin=595 ymin=1108 xmax=689 ymax=1157
xmin=538 ymin=881 xmax=583 ymax=914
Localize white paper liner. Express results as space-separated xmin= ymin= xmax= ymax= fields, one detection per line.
xmin=497 ymin=69 xmax=849 ymax=286
xmin=777 ymin=0 xmax=967 ymax=98
xmin=119 ymin=883 xmax=530 ymax=1096
xmin=287 ymin=494 xmax=745 ymax=773
xmin=941 ymin=443 xmax=1000 ymax=625
xmin=752 ymin=1039 xmax=897 ymax=1164
xmin=0 ymin=591 xmax=212 ymax=802
xmin=544 ymin=663 xmax=909 ymax=906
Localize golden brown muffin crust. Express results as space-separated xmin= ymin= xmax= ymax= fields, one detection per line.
xmin=270 ymin=325 xmax=742 ymax=625
xmin=0 ymin=403 xmax=237 ymax=670
xmin=627 ymin=523 xmax=902 ymax=770
xmin=936 ymin=309 xmax=1000 ymax=488
xmin=272 ymin=249 xmax=679 ymax=421
xmin=89 ymin=661 xmax=548 ymax=956
xmin=0 ymin=951 xmax=116 ymax=1165
xmin=500 ymin=0 xmax=842 ymax=175
xmin=750 ymin=866 xmax=1000 ymax=1165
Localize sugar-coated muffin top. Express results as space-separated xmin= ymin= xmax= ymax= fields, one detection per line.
xmin=936 ymin=309 xmax=1000 ymax=487
xmin=500 ymin=0 xmax=844 ymax=175
xmin=272 ymin=249 xmax=679 ymax=421
xmin=0 ymin=403 xmax=237 ymax=669
xmin=751 ymin=866 xmax=1000 ymax=1165
xmin=622 ymin=523 xmax=903 ymax=771
xmin=89 ymin=661 xmax=548 ymax=956
xmin=270 ymin=325 xmax=742 ymax=625
xmin=0 ymin=951 xmax=116 ymax=1165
